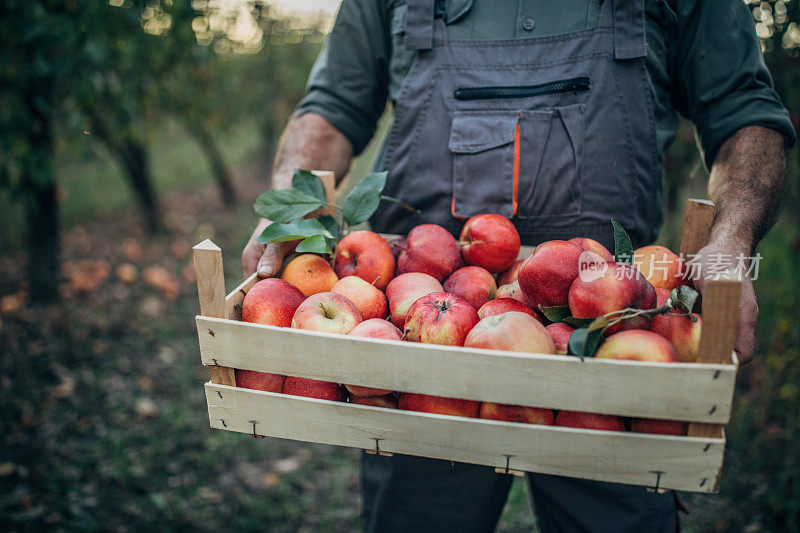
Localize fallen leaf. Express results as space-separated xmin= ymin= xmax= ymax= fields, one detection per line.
xmin=64 ymin=260 xmax=110 ymax=292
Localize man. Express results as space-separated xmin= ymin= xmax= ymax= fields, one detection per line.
xmin=242 ymin=0 xmax=794 ymax=531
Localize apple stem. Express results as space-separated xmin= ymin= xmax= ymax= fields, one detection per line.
xmin=371 ymin=276 xmax=381 ymax=286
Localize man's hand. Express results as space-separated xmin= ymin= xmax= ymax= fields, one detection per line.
xmin=701 ymin=125 xmax=788 ymax=364
xmin=242 ymin=218 xmax=298 ymax=278
xmin=691 ymin=235 xmax=758 ymax=364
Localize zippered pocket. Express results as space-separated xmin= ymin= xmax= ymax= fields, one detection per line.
xmin=454 ymin=76 xmax=590 ymax=101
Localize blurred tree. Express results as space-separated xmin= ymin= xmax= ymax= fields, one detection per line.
xmin=0 ymin=0 xmax=88 ymax=302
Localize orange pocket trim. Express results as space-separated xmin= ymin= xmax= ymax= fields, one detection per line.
xmin=512 ymin=121 xmax=520 ymax=217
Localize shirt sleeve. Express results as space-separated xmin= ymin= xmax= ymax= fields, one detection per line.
xmin=294 ymin=0 xmax=391 ymax=155
xmin=670 ymin=0 xmax=796 ymax=167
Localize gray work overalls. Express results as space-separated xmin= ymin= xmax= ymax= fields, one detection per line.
xmin=372 ymin=0 xmax=664 ymax=251
xmin=365 ymin=0 xmax=678 ymax=531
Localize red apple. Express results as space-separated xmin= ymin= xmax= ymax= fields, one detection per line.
xmin=478 ymin=298 xmax=537 ymax=319
xmin=568 ymin=262 xmax=656 ymax=319
xmin=333 ymin=230 xmax=395 ymax=291
xmin=633 ymin=245 xmax=687 ymax=291
xmin=398 ymin=393 xmax=480 ymax=418
xmin=495 ymin=281 xmax=526 ymax=304
xmin=443 ymin=266 xmax=496 ymax=310
xmin=242 ymin=278 xmax=306 ymax=327
xmin=545 ymin=323 xmax=574 ymax=355
xmin=235 ymin=370 xmax=286 ymax=393
xmin=479 ymin=403 xmax=554 ymax=425
xmin=629 ymin=418 xmax=688 ymax=436
xmin=351 ymin=394 xmax=398 ymax=409
xmin=240 ymin=278 xmax=305 ymax=392
xmin=389 ymin=236 xmax=407 ymax=261
xmin=385 ymin=272 xmax=443 ymax=328
xmin=649 ymin=313 xmax=702 ymax=362
xmin=345 ymin=319 xmax=402 ymax=397
xmin=397 ymin=224 xmax=463 ymax=282
xmin=497 ymin=259 xmax=524 ymax=286
xmin=404 ymin=292 xmax=479 ymax=346
xmin=594 ymin=330 xmax=679 ymax=363
xmin=518 ymin=240 xmax=584 ymax=308
xmin=568 ymin=237 xmax=614 ymax=262
xmin=555 ymin=411 xmax=626 ymax=431
xmin=459 ymin=214 xmax=521 ymax=273
xmin=464 ymin=312 xmax=555 ymax=354
xmin=331 ymin=276 xmax=388 ymax=320
xmin=291 ymin=292 xmax=362 ymax=334
xmin=282 ymin=377 xmax=344 ymax=401
xmin=655 ymin=288 xmax=671 ymax=308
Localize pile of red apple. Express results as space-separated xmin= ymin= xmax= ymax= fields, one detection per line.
xmin=239 ymin=214 xmax=701 ymax=437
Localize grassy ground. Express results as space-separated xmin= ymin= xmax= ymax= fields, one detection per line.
xmin=1 ymin=124 xmax=798 ymax=531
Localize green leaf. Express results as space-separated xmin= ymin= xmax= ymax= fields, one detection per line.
xmin=295 ymin=234 xmax=333 ymax=254
xmin=318 ymin=215 xmax=341 ymax=241
xmin=253 ymin=188 xmax=325 ymax=223
xmin=670 ymin=285 xmax=699 ymax=314
xmin=611 ymin=219 xmax=634 ymax=265
xmin=567 ymin=327 xmax=604 ymax=359
xmin=292 ymin=169 xmax=326 ymax=202
xmin=563 ymin=316 xmax=595 ymax=328
xmin=256 ymin=219 xmax=333 ymax=245
xmin=342 ymin=171 xmax=388 ymax=226
xmin=538 ymin=305 xmax=570 ymax=323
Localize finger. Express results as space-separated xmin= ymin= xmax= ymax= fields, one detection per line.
xmin=242 ymin=242 xmax=265 ymax=278
xmin=257 ymin=241 xmax=294 ymax=278
xmin=734 ymin=295 xmax=758 ymax=365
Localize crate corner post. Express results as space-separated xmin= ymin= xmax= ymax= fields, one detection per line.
xmin=193 ymin=239 xmax=236 ymax=387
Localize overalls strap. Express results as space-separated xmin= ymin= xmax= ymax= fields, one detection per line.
xmin=404 ymin=0 xmax=436 ymax=50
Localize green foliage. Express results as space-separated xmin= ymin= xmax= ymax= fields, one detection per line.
xmin=253 ymin=189 xmax=325 ymax=223
xmin=669 ymin=285 xmax=699 ymax=314
xmin=538 ymin=305 xmax=570 ymax=323
xmin=342 ymin=171 xmax=388 ymax=226
xmin=611 ymin=219 xmax=634 ymax=264
xmin=253 ymin=171 xmax=390 ymax=250
xmin=257 ymin=219 xmax=333 ymax=244
xmin=567 ymin=326 xmax=603 ymax=359
xmin=292 ymin=169 xmax=327 ymax=202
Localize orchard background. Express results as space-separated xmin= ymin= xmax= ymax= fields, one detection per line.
xmin=1 ymin=1 xmax=798 ymax=531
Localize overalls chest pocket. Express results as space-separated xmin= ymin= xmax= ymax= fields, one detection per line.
xmin=448 ymin=103 xmax=585 ymax=220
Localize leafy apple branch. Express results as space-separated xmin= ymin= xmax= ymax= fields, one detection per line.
xmin=253 ymin=169 xmax=416 ymax=255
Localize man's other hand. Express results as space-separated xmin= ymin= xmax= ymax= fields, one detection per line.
xmin=691 ymin=237 xmax=758 ymax=364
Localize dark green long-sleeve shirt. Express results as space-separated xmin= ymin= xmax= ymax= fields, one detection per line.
xmin=296 ymin=0 xmax=795 ymax=167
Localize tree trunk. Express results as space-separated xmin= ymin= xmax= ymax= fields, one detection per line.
xmin=194 ymin=123 xmax=237 ymax=206
xmin=119 ymin=138 xmax=162 ymax=234
xmin=26 ymin=179 xmax=60 ymax=303
xmin=24 ymin=88 xmax=59 ymax=303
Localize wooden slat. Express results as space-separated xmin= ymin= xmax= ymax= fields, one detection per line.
xmin=679 ymin=199 xmax=716 ymax=256
xmin=225 ymin=272 xmax=259 ymax=321
xmin=206 ymin=383 xmax=725 ymax=493
xmin=196 ymin=316 xmax=736 ymax=423
xmin=193 ymin=240 xmax=236 ymax=386
xmin=689 ymin=276 xmax=741 ymax=438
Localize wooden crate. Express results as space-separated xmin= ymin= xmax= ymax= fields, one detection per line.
xmin=192 ymin=193 xmax=740 ymax=494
